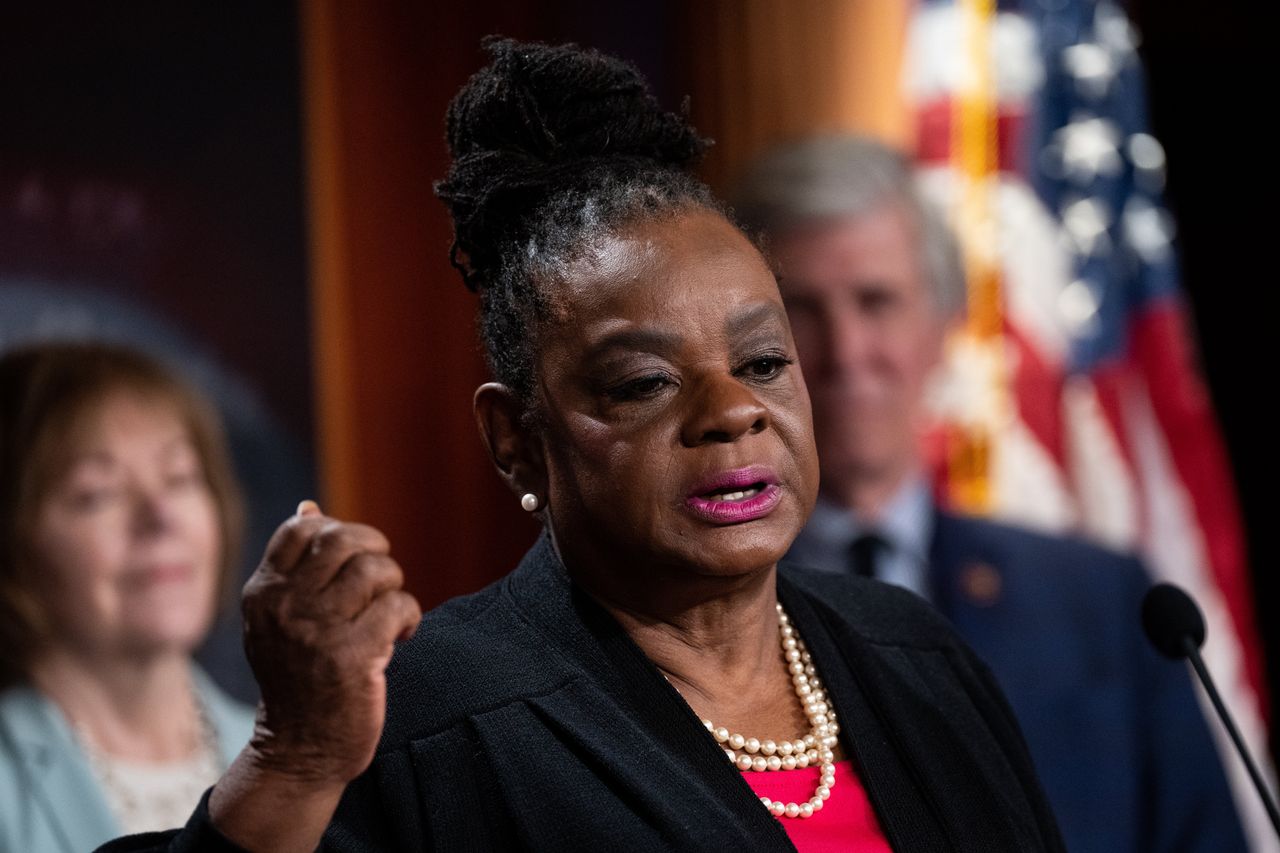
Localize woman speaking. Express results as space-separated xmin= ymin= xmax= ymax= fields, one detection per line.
xmin=103 ymin=39 xmax=1063 ymax=852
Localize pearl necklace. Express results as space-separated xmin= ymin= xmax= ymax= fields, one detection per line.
xmin=77 ymin=693 xmax=223 ymax=834
xmin=700 ymin=603 xmax=840 ymax=820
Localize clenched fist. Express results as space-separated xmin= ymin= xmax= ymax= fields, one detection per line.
xmin=241 ymin=501 xmax=422 ymax=785
xmin=207 ymin=502 xmax=421 ymax=851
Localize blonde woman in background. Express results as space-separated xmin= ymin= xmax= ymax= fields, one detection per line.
xmin=0 ymin=342 xmax=254 ymax=853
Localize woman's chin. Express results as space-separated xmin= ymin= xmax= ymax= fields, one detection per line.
xmin=679 ymin=521 xmax=799 ymax=578
xmin=115 ymin=631 xmax=207 ymax=662
xmin=115 ymin=607 xmax=216 ymax=659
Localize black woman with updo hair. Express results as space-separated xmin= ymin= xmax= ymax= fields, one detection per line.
xmin=99 ymin=39 xmax=1064 ymax=853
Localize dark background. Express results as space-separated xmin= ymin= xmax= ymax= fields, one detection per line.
xmin=1133 ymin=0 xmax=1278 ymax=739
xmin=0 ymin=4 xmax=312 ymax=449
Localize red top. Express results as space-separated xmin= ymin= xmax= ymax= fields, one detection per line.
xmin=740 ymin=760 xmax=892 ymax=852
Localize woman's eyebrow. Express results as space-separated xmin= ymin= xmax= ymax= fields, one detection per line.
xmin=63 ymin=451 xmax=117 ymax=470
xmin=583 ymin=326 xmax=682 ymax=360
xmin=725 ymin=302 xmax=787 ymax=338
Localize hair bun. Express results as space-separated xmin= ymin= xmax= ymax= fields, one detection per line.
xmin=437 ymin=37 xmax=708 ymax=290
xmin=447 ymin=37 xmax=704 ymax=167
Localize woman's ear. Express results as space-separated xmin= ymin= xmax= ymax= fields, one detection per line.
xmin=474 ymin=382 xmax=546 ymax=501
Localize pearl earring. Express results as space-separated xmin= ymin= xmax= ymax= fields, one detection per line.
xmin=520 ymin=493 xmax=539 ymax=512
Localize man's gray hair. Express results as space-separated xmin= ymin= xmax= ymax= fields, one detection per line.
xmin=732 ymin=135 xmax=966 ymax=319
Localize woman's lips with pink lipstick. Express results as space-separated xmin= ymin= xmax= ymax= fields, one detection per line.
xmin=684 ymin=466 xmax=782 ymax=524
xmin=124 ymin=563 xmax=195 ymax=590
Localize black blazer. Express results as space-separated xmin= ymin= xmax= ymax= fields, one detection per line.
xmin=101 ymin=534 xmax=1064 ymax=852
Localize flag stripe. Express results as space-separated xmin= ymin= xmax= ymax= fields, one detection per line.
xmin=1131 ymin=301 xmax=1268 ymax=715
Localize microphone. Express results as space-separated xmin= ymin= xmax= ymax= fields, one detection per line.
xmin=1141 ymin=583 xmax=1280 ymax=838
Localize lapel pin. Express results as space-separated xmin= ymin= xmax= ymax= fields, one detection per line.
xmin=959 ymin=561 xmax=1002 ymax=607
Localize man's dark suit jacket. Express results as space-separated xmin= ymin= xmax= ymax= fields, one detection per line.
xmin=795 ymin=509 xmax=1245 ymax=852
xmin=100 ymin=533 xmax=1064 ymax=852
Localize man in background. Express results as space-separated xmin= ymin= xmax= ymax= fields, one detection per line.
xmin=734 ymin=135 xmax=1245 ymax=852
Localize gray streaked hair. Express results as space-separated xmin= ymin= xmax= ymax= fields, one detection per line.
xmin=731 ymin=135 xmax=966 ymax=319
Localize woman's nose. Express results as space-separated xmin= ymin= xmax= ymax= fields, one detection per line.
xmin=680 ymin=373 xmax=770 ymax=446
xmin=131 ymin=489 xmax=177 ymax=537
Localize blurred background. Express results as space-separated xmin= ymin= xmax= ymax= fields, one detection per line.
xmin=2 ymin=0 xmax=1272 ymax=791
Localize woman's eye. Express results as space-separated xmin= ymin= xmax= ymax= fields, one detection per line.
xmin=740 ymin=356 xmax=792 ymax=381
xmin=606 ymin=374 xmax=673 ymax=401
xmin=67 ymin=487 xmax=122 ymax=512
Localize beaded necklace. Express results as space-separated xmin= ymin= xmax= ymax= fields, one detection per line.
xmin=76 ymin=692 xmax=223 ymax=834
xmin=700 ymin=602 xmax=840 ymax=820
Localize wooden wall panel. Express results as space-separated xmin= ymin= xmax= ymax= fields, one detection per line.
xmin=301 ymin=1 xmax=544 ymax=606
xmin=681 ymin=0 xmax=912 ymax=192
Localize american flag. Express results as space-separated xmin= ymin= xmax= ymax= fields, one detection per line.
xmin=904 ymin=0 xmax=1274 ymax=847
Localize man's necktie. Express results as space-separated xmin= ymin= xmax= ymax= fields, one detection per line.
xmin=850 ymin=532 xmax=888 ymax=579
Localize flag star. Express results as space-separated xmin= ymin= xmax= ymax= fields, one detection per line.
xmin=1054 ymin=117 xmax=1124 ymax=183
xmin=1062 ymin=197 xmax=1113 ymax=257
xmin=1095 ymin=2 xmax=1140 ymax=59
xmin=1123 ymin=198 xmax=1175 ymax=263
xmin=1062 ymin=41 xmax=1118 ymax=100
xmin=1127 ymin=132 xmax=1168 ymax=192
xmin=1057 ymin=279 xmax=1102 ymax=337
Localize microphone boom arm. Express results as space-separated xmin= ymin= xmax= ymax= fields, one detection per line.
xmin=1181 ymin=635 xmax=1280 ymax=837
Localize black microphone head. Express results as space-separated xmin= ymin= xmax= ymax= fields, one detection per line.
xmin=1142 ymin=583 xmax=1206 ymax=660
